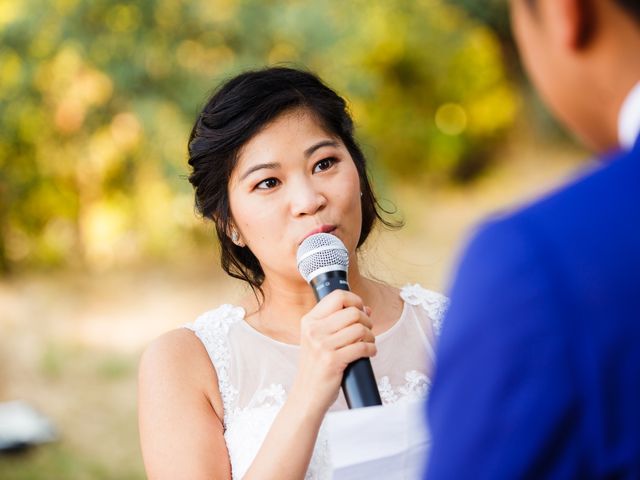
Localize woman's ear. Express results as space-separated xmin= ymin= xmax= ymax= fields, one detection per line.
xmin=230 ymin=229 xmax=245 ymax=247
xmin=227 ymin=223 xmax=245 ymax=247
xmin=214 ymin=216 xmax=246 ymax=247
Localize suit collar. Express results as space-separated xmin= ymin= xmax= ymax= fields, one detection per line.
xmin=633 ymin=134 xmax=640 ymax=155
xmin=618 ymin=81 xmax=640 ymax=151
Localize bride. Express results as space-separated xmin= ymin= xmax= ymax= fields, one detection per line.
xmin=138 ymin=67 xmax=447 ymax=479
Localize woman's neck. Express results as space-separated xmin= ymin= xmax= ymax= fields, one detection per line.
xmin=241 ymin=263 xmax=399 ymax=344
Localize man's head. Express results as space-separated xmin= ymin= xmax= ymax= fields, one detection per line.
xmin=510 ymin=0 xmax=640 ymax=152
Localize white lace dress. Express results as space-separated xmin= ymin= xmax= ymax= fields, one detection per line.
xmin=184 ymin=284 xmax=448 ymax=479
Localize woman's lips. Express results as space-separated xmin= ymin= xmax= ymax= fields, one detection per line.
xmin=301 ymin=225 xmax=336 ymax=243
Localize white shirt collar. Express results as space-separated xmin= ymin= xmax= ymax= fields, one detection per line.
xmin=618 ymin=81 xmax=640 ymax=150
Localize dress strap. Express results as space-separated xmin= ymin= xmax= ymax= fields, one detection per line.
xmin=400 ymin=284 xmax=449 ymax=336
xmin=183 ymin=304 xmax=244 ymax=427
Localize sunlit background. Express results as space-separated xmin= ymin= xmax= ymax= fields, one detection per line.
xmin=0 ymin=0 xmax=587 ymax=477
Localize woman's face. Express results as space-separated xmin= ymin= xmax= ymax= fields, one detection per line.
xmin=228 ymin=108 xmax=363 ymax=284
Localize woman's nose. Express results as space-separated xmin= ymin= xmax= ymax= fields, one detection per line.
xmin=290 ymin=181 xmax=327 ymax=216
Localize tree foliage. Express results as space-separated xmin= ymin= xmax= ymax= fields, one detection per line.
xmin=0 ymin=0 xmax=516 ymax=273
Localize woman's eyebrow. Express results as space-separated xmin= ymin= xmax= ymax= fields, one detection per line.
xmin=304 ymin=140 xmax=339 ymax=158
xmin=238 ymin=140 xmax=338 ymax=181
xmin=239 ymin=162 xmax=281 ymax=181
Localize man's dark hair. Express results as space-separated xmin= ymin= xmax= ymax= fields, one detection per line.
xmin=526 ymin=0 xmax=640 ymax=22
xmin=188 ymin=67 xmax=399 ymax=294
xmin=616 ymin=0 xmax=640 ymax=21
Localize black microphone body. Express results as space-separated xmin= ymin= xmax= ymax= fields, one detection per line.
xmin=310 ymin=269 xmax=383 ymax=409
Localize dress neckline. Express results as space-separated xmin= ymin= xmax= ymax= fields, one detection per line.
xmin=236 ymin=291 xmax=410 ymax=349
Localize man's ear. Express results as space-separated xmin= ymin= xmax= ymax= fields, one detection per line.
xmin=553 ymin=0 xmax=595 ymax=50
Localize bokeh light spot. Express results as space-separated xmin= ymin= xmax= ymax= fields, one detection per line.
xmin=106 ymin=4 xmax=141 ymax=33
xmin=435 ymin=103 xmax=468 ymax=136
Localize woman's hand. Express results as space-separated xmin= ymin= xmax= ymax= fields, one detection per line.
xmin=290 ymin=290 xmax=376 ymax=414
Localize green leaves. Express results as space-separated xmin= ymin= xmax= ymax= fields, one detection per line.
xmin=0 ymin=0 xmax=516 ymax=272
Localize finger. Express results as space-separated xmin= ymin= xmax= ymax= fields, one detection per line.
xmin=301 ymin=307 xmax=371 ymax=347
xmin=322 ymin=306 xmax=372 ymax=334
xmin=336 ymin=341 xmax=377 ymax=365
xmin=307 ymin=290 xmax=365 ymax=319
xmin=325 ymin=322 xmax=375 ymax=350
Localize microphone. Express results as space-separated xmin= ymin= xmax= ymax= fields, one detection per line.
xmin=297 ymin=233 xmax=382 ymax=409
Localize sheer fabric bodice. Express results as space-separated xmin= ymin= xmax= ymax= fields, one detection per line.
xmin=184 ymin=284 xmax=448 ymax=479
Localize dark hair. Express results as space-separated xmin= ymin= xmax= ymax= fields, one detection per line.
xmin=526 ymin=0 xmax=640 ymax=22
xmin=614 ymin=0 xmax=640 ymax=20
xmin=187 ymin=67 xmax=398 ymax=293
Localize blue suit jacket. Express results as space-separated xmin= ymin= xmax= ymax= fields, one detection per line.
xmin=425 ymin=138 xmax=640 ymax=479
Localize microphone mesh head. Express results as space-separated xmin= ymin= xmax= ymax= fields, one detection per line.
xmin=296 ymin=233 xmax=349 ymax=283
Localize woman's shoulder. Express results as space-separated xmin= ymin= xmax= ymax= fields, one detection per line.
xmin=139 ymin=328 xmax=224 ymax=422
xmin=140 ymin=328 xmax=208 ymax=377
xmin=139 ymin=328 xmax=219 ymax=388
xmin=399 ymin=283 xmax=449 ymax=334
xmin=142 ymin=303 xmax=243 ymax=369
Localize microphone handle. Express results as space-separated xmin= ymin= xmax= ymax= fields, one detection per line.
xmin=310 ymin=271 xmax=383 ymax=408
xmin=341 ymin=358 xmax=382 ymax=408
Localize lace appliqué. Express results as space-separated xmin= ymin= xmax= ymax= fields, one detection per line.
xmin=253 ymin=383 xmax=286 ymax=407
xmin=226 ymin=383 xmax=332 ymax=480
xmin=378 ymin=370 xmax=431 ymax=405
xmin=308 ymin=425 xmax=332 ymax=480
xmin=183 ymin=304 xmax=244 ymax=428
xmin=223 ymin=402 xmax=282 ymax=478
xmin=400 ymin=283 xmax=449 ymax=336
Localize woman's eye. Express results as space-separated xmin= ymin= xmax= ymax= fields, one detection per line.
xmin=313 ymin=158 xmax=336 ymax=173
xmin=255 ymin=178 xmax=280 ymax=190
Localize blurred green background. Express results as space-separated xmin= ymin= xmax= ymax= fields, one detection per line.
xmin=0 ymin=0 xmax=586 ymax=478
